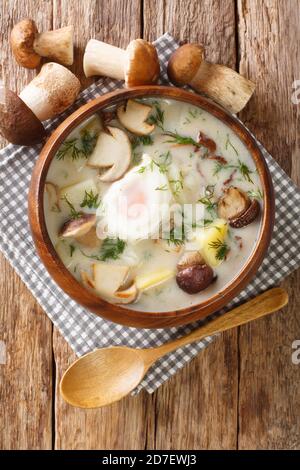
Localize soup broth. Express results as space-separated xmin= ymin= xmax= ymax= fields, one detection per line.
xmin=44 ymin=97 xmax=263 ymax=312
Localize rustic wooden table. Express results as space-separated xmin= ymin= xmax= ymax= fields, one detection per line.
xmin=0 ymin=0 xmax=299 ymax=450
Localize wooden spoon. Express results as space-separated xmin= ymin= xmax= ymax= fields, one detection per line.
xmin=60 ymin=287 xmax=288 ymax=408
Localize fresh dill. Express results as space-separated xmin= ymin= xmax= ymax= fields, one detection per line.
xmin=56 ymin=129 xmax=99 ymax=161
xmin=163 ymin=130 xmax=203 ymax=148
xmin=69 ymin=244 xmax=76 ymax=257
xmin=80 ymin=237 xmax=126 ymax=262
xmin=131 ymin=135 xmax=154 ymax=150
xmin=213 ymin=159 xmax=254 ymax=183
xmin=167 ymin=225 xmax=186 ymax=246
xmin=150 ymin=151 xmax=172 ymax=174
xmin=80 ymin=129 xmax=98 ymax=156
xmin=155 ymin=184 xmax=169 ymax=191
xmin=80 ymin=189 xmax=101 ymax=209
xmin=225 ymin=134 xmax=238 ymax=155
xmin=61 ymin=194 xmax=81 ymax=219
xmin=147 ymin=103 xmax=165 ymax=130
xmin=247 ymin=188 xmax=263 ymax=200
xmin=198 ymin=185 xmax=217 ymax=215
xmin=169 ymin=171 xmax=184 ymax=196
xmin=208 ymin=239 xmax=229 ymax=261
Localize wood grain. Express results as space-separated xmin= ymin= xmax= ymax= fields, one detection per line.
xmin=51 ymin=0 xmax=151 ymax=450
xmin=237 ymin=0 xmax=300 ymax=449
xmin=0 ymin=0 xmax=299 ymax=450
xmin=0 ymin=1 xmax=53 ymax=450
xmin=144 ymin=0 xmax=239 ymax=450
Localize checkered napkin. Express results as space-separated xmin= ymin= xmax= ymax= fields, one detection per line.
xmin=0 ymin=33 xmax=299 ymax=394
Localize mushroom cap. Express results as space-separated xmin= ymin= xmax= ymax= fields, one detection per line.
xmin=125 ymin=39 xmax=160 ymax=87
xmin=167 ymin=43 xmax=205 ymax=86
xmin=10 ymin=19 xmax=41 ymax=68
xmin=0 ymin=86 xmax=46 ymax=145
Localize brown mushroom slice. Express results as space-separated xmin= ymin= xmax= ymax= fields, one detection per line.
xmin=88 ymin=126 xmax=131 ymax=182
xmin=0 ymin=87 xmax=46 ymax=145
xmin=92 ymin=263 xmax=130 ymax=298
xmin=60 ymin=213 xmax=96 ymax=238
xmin=75 ymin=226 xmax=102 ymax=248
xmin=19 ymin=63 xmax=80 ymax=121
xmin=114 ymin=283 xmax=139 ymax=304
xmin=218 ymin=186 xmax=250 ymax=221
xmin=83 ymin=38 xmax=160 ymax=87
xmin=81 ymin=271 xmax=96 ymax=290
xmin=10 ymin=19 xmax=73 ymax=68
xmin=167 ymin=43 xmax=255 ymax=113
xmin=229 ymin=199 xmax=260 ymax=228
xmin=177 ymin=251 xmax=206 ymax=271
xmin=117 ymin=100 xmax=155 ymax=136
xmin=176 ymin=264 xmax=214 ymax=294
xmin=45 ymin=182 xmax=61 ymax=213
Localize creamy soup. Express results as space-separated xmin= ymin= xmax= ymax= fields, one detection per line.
xmin=44 ymin=97 xmax=263 ymax=312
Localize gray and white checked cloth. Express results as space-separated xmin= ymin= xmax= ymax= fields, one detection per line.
xmin=0 ymin=33 xmax=300 ymax=394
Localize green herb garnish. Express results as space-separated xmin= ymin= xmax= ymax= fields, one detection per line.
xmin=198 ymin=186 xmax=217 ymax=215
xmin=69 ymin=244 xmax=76 ymax=257
xmin=208 ymin=239 xmax=229 ymax=261
xmin=247 ymin=189 xmax=263 ymax=200
xmin=237 ymin=159 xmax=254 ymax=183
xmin=80 ymin=129 xmax=98 ymax=156
xmin=80 ymin=189 xmax=100 ymax=209
xmin=147 ymin=104 xmax=164 ymax=130
xmin=56 ymin=139 xmax=85 ymax=161
xmin=61 ymin=194 xmax=81 ymax=219
xmin=169 ymin=171 xmax=184 ymax=196
xmin=163 ymin=131 xmax=202 ymax=148
xmin=131 ymin=135 xmax=154 ymax=150
xmin=225 ymin=134 xmax=238 ymax=155
xmin=99 ymin=237 xmax=126 ymax=261
xmin=167 ymin=226 xmax=186 ymax=246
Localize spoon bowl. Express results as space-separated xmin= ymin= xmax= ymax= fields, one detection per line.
xmin=61 ymin=347 xmax=147 ymax=408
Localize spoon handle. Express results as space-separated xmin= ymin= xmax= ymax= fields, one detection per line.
xmin=144 ymin=287 xmax=288 ymax=365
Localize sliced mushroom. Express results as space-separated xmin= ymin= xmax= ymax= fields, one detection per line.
xmin=75 ymin=226 xmax=102 ymax=248
xmin=45 ymin=182 xmax=61 ymax=212
xmin=114 ymin=283 xmax=139 ymax=304
xmin=218 ymin=186 xmax=260 ymax=228
xmin=218 ymin=187 xmax=250 ymax=220
xmin=117 ymin=100 xmax=155 ymax=135
xmin=92 ymin=263 xmax=130 ymax=297
xmin=229 ymin=199 xmax=260 ymax=228
xmin=176 ymin=264 xmax=214 ymax=294
xmin=88 ymin=126 xmax=131 ymax=182
xmin=177 ymin=251 xmax=205 ymax=271
xmin=81 ymin=271 xmax=96 ymax=290
xmin=83 ymin=38 xmax=160 ymax=87
xmin=11 ymin=19 xmax=73 ymax=68
xmin=60 ymin=213 xmax=96 ymax=238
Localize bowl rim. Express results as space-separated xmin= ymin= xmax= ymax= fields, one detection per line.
xmin=28 ymin=86 xmax=275 ymax=328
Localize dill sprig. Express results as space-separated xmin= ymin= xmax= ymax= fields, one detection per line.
xmin=80 ymin=189 xmax=101 ymax=209
xmin=131 ymin=135 xmax=154 ymax=150
xmin=208 ymin=239 xmax=229 ymax=261
xmin=80 ymin=129 xmax=98 ymax=156
xmin=147 ymin=104 xmax=164 ymax=130
xmin=61 ymin=194 xmax=81 ymax=219
xmin=225 ymin=134 xmax=239 ymax=155
xmin=167 ymin=225 xmax=186 ymax=246
xmin=213 ymin=159 xmax=254 ymax=183
xmin=163 ymin=130 xmax=203 ymax=148
xmin=56 ymin=139 xmax=84 ymax=161
xmin=247 ymin=188 xmax=263 ymax=200
xmin=80 ymin=237 xmax=126 ymax=262
xmin=169 ymin=171 xmax=184 ymax=196
xmin=198 ymin=185 xmax=217 ymax=215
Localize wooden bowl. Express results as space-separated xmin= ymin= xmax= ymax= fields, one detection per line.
xmin=29 ymin=86 xmax=275 ymax=328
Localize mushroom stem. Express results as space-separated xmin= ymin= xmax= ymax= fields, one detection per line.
xmin=83 ymin=39 xmax=126 ymax=79
xmin=33 ymin=26 xmax=73 ymax=65
xmin=190 ymin=61 xmax=255 ymax=113
xmin=19 ymin=62 xmax=80 ymax=121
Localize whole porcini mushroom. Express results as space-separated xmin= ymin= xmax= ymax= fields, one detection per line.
xmin=0 ymin=63 xmax=80 ymax=145
xmin=167 ymin=44 xmax=256 ymax=113
xmin=10 ymin=19 xmax=74 ymax=68
xmin=83 ymin=38 xmax=160 ymax=86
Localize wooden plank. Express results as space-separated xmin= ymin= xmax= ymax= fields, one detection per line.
xmin=0 ymin=1 xmax=53 ymax=449
xmin=237 ymin=0 xmax=300 ymax=449
xmin=144 ymin=0 xmax=239 ymax=450
xmin=52 ymin=0 xmax=153 ymax=450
